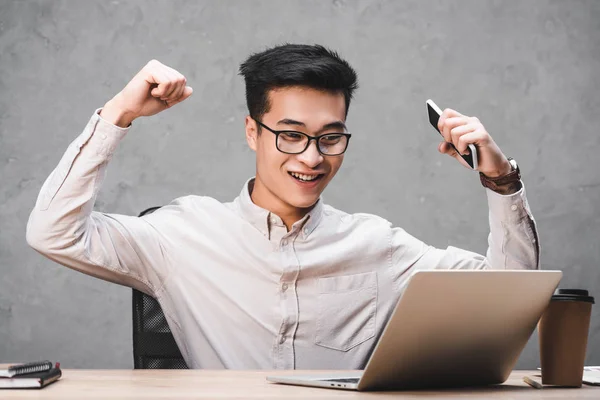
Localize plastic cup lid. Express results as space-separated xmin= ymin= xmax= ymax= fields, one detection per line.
xmin=551 ymin=289 xmax=595 ymax=304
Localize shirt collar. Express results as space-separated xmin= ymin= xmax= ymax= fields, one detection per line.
xmin=236 ymin=177 xmax=324 ymax=238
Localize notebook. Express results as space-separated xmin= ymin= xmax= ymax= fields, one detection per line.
xmin=583 ymin=367 xmax=600 ymax=386
xmin=0 ymin=360 xmax=54 ymax=378
xmin=0 ymin=362 xmax=61 ymax=389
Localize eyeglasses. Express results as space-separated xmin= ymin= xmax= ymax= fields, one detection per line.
xmin=255 ymin=120 xmax=351 ymax=156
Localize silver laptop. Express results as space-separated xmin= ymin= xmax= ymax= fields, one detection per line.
xmin=267 ymin=270 xmax=562 ymax=391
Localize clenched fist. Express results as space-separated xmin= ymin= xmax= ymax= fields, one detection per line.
xmin=100 ymin=60 xmax=193 ymax=127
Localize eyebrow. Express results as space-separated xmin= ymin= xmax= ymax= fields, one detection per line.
xmin=276 ymin=118 xmax=347 ymax=133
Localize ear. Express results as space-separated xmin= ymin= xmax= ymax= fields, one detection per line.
xmin=245 ymin=116 xmax=258 ymax=152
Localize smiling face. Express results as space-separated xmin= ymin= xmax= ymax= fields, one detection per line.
xmin=245 ymin=86 xmax=348 ymax=222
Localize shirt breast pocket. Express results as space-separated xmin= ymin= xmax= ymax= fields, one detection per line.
xmin=315 ymin=271 xmax=377 ymax=352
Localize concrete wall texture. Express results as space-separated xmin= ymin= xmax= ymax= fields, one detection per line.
xmin=1 ymin=0 xmax=599 ymax=369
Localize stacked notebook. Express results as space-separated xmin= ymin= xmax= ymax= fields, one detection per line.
xmin=0 ymin=361 xmax=62 ymax=389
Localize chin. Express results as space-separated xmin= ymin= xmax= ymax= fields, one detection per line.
xmin=288 ymin=196 xmax=320 ymax=209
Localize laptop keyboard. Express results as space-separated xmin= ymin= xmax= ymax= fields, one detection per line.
xmin=322 ymin=378 xmax=360 ymax=383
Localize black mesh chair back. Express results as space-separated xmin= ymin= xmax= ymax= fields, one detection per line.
xmin=132 ymin=206 xmax=188 ymax=369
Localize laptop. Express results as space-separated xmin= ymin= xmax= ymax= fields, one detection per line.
xmin=267 ymin=270 xmax=562 ymax=391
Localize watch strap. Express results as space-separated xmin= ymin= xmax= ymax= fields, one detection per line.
xmin=479 ymin=158 xmax=521 ymax=191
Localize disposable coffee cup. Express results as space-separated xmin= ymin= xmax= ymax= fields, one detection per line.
xmin=538 ymin=289 xmax=594 ymax=387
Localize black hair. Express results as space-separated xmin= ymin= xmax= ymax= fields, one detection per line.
xmin=238 ymin=44 xmax=358 ymax=122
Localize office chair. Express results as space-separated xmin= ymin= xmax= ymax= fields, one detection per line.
xmin=132 ymin=206 xmax=188 ymax=369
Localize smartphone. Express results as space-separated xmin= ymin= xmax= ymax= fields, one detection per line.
xmin=426 ymin=99 xmax=478 ymax=170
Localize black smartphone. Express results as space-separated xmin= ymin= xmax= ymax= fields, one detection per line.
xmin=426 ymin=99 xmax=478 ymax=170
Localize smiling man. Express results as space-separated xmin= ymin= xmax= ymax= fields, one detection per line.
xmin=247 ymin=86 xmax=350 ymax=227
xmin=26 ymin=44 xmax=539 ymax=369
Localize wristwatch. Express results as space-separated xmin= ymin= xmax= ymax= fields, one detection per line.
xmin=479 ymin=157 xmax=521 ymax=192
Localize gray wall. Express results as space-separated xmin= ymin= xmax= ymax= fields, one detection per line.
xmin=1 ymin=0 xmax=599 ymax=369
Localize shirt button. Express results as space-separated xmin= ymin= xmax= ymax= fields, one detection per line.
xmin=511 ymin=204 xmax=518 ymax=211
xmin=303 ymin=228 xmax=309 ymax=235
xmin=101 ymin=134 xmax=107 ymax=140
xmin=270 ymin=217 xmax=277 ymax=224
xmin=279 ymin=336 xmax=286 ymax=344
xmin=282 ymin=283 xmax=289 ymax=292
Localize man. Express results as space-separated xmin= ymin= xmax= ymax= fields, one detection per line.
xmin=27 ymin=44 xmax=539 ymax=369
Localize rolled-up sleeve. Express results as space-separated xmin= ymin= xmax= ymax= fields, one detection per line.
xmin=26 ymin=109 xmax=171 ymax=296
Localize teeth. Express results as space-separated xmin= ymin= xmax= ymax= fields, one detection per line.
xmin=290 ymin=172 xmax=319 ymax=181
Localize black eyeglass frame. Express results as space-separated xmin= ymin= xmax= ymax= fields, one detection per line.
xmin=255 ymin=120 xmax=352 ymax=156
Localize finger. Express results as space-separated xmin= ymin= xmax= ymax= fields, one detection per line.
xmin=142 ymin=59 xmax=162 ymax=85
xmin=162 ymin=85 xmax=178 ymax=101
xmin=450 ymin=123 xmax=477 ymax=151
xmin=438 ymin=141 xmax=458 ymax=156
xmin=437 ymin=113 xmax=446 ymax=134
xmin=456 ymin=131 xmax=485 ymax=155
xmin=167 ymin=74 xmax=187 ymax=103
xmin=438 ymin=108 xmax=464 ymax=131
xmin=445 ymin=116 xmax=469 ymax=131
xmin=442 ymin=108 xmax=465 ymax=119
xmin=169 ymin=79 xmax=186 ymax=102
xmin=150 ymin=70 xmax=173 ymax=98
xmin=438 ymin=141 xmax=471 ymax=169
xmin=160 ymin=70 xmax=181 ymax=100
xmin=450 ymin=123 xmax=474 ymax=138
xmin=441 ymin=116 xmax=468 ymax=143
xmin=147 ymin=64 xmax=174 ymax=98
xmin=166 ymin=86 xmax=193 ymax=107
xmin=161 ymin=66 xmax=186 ymax=100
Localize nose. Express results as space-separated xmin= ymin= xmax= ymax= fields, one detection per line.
xmin=297 ymin=140 xmax=324 ymax=169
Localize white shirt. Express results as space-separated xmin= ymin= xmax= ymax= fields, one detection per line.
xmin=26 ymin=110 xmax=540 ymax=369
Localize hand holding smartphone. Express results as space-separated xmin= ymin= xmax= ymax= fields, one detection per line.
xmin=426 ymin=99 xmax=478 ymax=170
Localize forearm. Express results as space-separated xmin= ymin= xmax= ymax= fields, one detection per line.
xmin=100 ymin=95 xmax=137 ymax=128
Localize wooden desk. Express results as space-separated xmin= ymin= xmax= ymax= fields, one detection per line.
xmin=1 ymin=370 xmax=598 ymax=399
